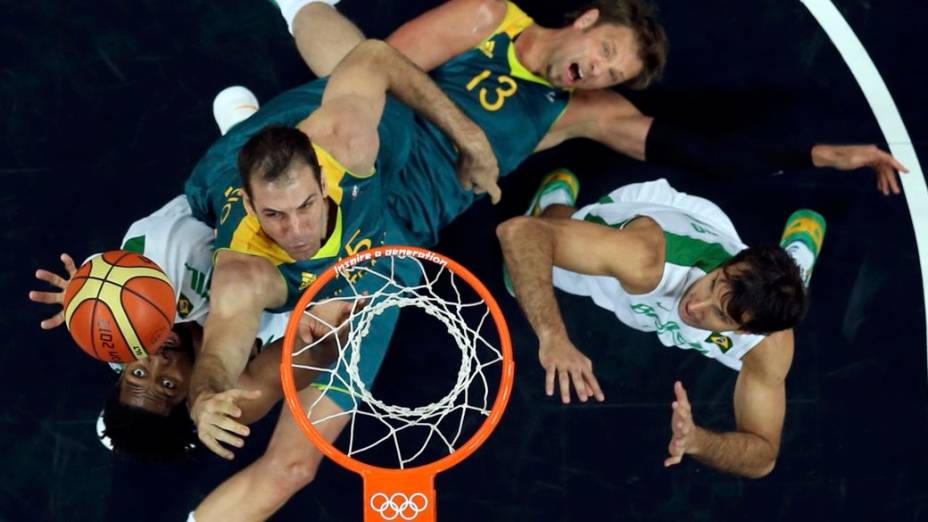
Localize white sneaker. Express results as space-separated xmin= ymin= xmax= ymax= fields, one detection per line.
xmin=213 ymin=86 xmax=259 ymax=136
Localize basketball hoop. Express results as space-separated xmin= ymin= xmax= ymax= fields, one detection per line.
xmin=280 ymin=246 xmax=514 ymax=522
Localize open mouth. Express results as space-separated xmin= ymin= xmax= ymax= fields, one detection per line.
xmin=568 ymin=62 xmax=583 ymax=83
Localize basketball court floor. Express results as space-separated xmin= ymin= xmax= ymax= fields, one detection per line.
xmin=5 ymin=0 xmax=928 ymax=520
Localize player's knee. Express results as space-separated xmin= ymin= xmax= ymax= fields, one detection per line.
xmin=496 ymin=216 xmax=530 ymax=243
xmin=264 ymin=454 xmax=318 ymax=493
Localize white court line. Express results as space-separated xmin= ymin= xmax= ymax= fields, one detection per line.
xmin=801 ymin=0 xmax=927 ymax=380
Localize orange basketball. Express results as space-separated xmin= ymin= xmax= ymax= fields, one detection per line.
xmin=62 ymin=251 xmax=176 ymax=362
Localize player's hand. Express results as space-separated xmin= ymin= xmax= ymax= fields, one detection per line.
xmin=538 ymin=335 xmax=604 ymax=404
xmin=664 ymin=380 xmax=702 ymax=468
xmin=812 ymin=144 xmax=908 ymax=196
xmin=28 ymin=253 xmax=79 ymax=330
xmin=456 ymin=128 xmax=501 ymax=204
xmin=297 ymin=298 xmax=366 ymax=366
xmin=190 ymin=388 xmax=262 ymax=460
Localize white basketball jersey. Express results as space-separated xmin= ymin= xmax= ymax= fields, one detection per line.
xmin=119 ymin=195 xmax=289 ymax=344
xmin=551 ymin=180 xmax=765 ymax=371
xmin=120 ymin=195 xmax=213 ymax=325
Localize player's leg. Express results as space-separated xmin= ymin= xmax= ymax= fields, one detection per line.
xmin=779 ymin=209 xmax=827 ymax=287
xmin=191 ymin=386 xmax=348 ymax=522
xmin=272 ymin=0 xmax=364 ymax=77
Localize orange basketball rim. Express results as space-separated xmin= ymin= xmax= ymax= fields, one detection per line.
xmin=280 ymin=245 xmax=515 ymax=522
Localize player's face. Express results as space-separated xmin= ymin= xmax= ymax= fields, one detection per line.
xmin=247 ymin=165 xmax=330 ymax=261
xmin=118 ymin=331 xmax=193 ymax=416
xmin=545 ymin=13 xmax=644 ymax=90
xmin=678 ymin=267 xmax=746 ymax=333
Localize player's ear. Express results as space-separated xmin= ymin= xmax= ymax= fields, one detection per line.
xmin=573 ymin=9 xmax=600 ymax=30
xmin=242 ymin=190 xmax=256 ymax=217
xmin=317 ymin=169 xmax=327 ymax=196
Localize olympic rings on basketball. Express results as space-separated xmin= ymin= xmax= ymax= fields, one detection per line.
xmin=369 ymin=492 xmax=429 ymax=520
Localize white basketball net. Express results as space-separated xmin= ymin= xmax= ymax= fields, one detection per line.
xmin=291 ymin=250 xmax=504 ymax=468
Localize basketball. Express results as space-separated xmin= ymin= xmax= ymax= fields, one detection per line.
xmin=62 ymin=251 xmax=176 ymax=362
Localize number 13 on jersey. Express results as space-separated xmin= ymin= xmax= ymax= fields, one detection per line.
xmin=466 ymin=69 xmax=518 ymax=112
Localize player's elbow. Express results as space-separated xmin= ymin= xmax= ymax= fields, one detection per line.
xmin=744 ymin=442 xmax=779 ymax=479
xmin=747 ymin=458 xmax=776 ymax=479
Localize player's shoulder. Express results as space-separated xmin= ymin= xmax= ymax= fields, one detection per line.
xmin=741 ymin=329 xmax=794 ymax=381
xmin=488 ymin=0 xmax=532 ymax=39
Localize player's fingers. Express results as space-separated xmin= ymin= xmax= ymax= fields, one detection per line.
xmin=197 ymin=431 xmax=235 ymax=460
xmin=569 ymin=369 xmax=589 ymax=402
xmin=664 ymin=454 xmax=682 ymax=467
xmin=545 ymin=365 xmax=555 ymax=397
xmin=61 ymin=253 xmax=78 ymax=276
xmin=222 ymin=388 xmax=262 ymax=402
xmin=486 ymin=181 xmax=502 ymax=205
xmin=876 ymin=174 xmax=888 ymax=196
xmin=215 ymin=415 xmax=251 ymax=438
xmin=206 ymin=400 xmax=241 ymax=419
xmin=886 ymin=169 xmax=901 ymax=194
xmin=35 ymin=269 xmax=67 ymax=290
xmin=583 ymin=368 xmax=605 ymax=402
xmin=212 ymin=424 xmax=247 ymax=447
xmin=40 ymin=314 xmax=65 ymax=330
xmin=674 ymin=381 xmax=690 ymax=406
xmin=558 ymin=367 xmax=572 ymax=404
xmin=879 ymin=153 xmax=907 ymax=173
xmin=29 ymin=290 xmax=62 ymax=305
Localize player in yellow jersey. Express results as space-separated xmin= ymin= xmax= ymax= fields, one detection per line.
xmin=285 ymin=0 xmax=906 ymax=193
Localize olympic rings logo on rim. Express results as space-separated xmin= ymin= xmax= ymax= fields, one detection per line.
xmin=369 ymin=492 xmax=429 ymax=520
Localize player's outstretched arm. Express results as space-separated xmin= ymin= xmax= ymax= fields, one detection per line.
xmin=385 ymin=0 xmax=507 ymax=71
xmin=496 ymin=216 xmax=661 ymax=403
xmin=28 ymin=253 xmax=78 ymax=330
xmin=300 ymin=39 xmax=500 ymax=202
xmin=664 ymin=330 xmax=793 ymax=478
xmin=811 ymin=144 xmax=908 ymax=196
xmin=542 ymin=92 xmax=908 ymax=195
xmin=188 ymin=250 xmax=287 ymax=460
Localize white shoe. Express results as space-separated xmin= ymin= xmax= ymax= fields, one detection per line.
xmin=213 ymin=86 xmax=259 ymax=136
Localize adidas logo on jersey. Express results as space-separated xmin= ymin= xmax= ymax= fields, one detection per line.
xmin=299 ymin=272 xmax=317 ymax=290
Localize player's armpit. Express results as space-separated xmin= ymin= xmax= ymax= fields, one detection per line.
xmin=386 ymin=0 xmax=507 ymax=71
xmin=537 ymin=89 xmax=652 ymax=158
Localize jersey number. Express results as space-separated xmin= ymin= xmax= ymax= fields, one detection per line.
xmin=344 ymin=229 xmax=373 ymax=283
xmin=466 ymin=69 xmax=518 ymax=112
xmin=221 ymin=186 xmax=244 ymax=225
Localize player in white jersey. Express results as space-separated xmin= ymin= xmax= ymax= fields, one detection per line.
xmin=27 ymin=97 xmax=350 ymax=463
xmin=497 ymin=172 xmax=806 ymax=479
xmin=28 ymin=195 xmax=350 ymax=462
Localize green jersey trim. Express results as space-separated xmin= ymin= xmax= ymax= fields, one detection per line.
xmin=122 ymin=235 xmax=145 ymax=254
xmin=663 ymin=231 xmax=735 ymax=273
